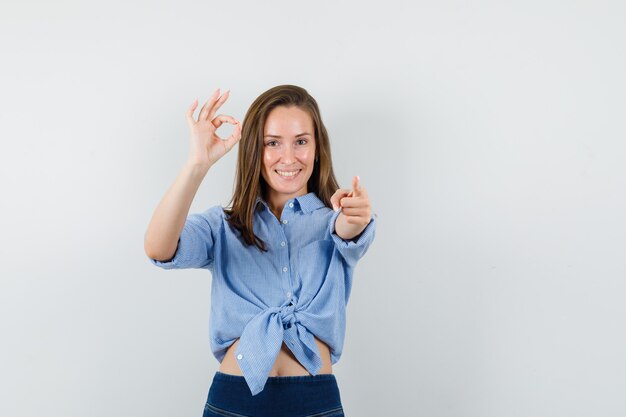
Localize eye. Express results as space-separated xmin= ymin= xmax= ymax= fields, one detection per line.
xmin=266 ymin=140 xmax=277 ymax=147
xmin=297 ymin=139 xmax=308 ymax=145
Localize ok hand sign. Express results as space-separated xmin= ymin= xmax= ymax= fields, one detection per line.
xmin=186 ymin=88 xmax=242 ymax=168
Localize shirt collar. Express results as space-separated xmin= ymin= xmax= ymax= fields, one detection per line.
xmin=255 ymin=192 xmax=325 ymax=214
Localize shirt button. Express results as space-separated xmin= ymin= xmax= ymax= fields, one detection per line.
xmin=283 ymin=266 xmax=288 ymax=272
xmin=237 ymin=354 xmax=243 ymax=360
xmin=282 ymin=219 xmax=288 ymax=224
xmin=289 ymin=202 xmax=294 ymax=208
xmin=286 ymin=291 xmax=292 ymax=298
xmin=281 ymin=241 xmax=286 ymax=247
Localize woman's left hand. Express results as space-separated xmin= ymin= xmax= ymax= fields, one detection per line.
xmin=331 ymin=175 xmax=372 ymax=230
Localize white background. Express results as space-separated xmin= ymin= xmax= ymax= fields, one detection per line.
xmin=1 ymin=1 xmax=625 ymax=416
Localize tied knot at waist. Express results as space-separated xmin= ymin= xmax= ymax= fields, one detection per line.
xmin=269 ymin=296 xmax=298 ymax=329
xmin=234 ymin=294 xmax=323 ymax=396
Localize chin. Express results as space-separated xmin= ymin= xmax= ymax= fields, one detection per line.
xmin=275 ymin=184 xmax=303 ymax=193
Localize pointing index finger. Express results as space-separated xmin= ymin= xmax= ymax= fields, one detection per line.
xmin=352 ymin=175 xmax=361 ymax=196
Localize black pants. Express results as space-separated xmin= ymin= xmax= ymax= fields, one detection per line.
xmin=202 ymin=371 xmax=345 ymax=417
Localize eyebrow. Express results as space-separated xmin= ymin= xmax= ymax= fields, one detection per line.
xmin=263 ymin=132 xmax=312 ymax=138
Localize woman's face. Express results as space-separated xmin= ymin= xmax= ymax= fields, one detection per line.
xmin=261 ymin=105 xmax=316 ymax=202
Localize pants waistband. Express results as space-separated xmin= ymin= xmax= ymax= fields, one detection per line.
xmin=214 ymin=370 xmax=337 ymax=384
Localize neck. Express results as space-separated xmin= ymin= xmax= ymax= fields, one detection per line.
xmin=265 ymin=189 xmax=308 ymax=220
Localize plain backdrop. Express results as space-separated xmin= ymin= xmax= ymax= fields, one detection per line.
xmin=1 ymin=1 xmax=625 ymax=416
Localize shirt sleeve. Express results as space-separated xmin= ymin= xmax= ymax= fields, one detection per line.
xmin=328 ymin=208 xmax=377 ymax=269
xmin=148 ymin=205 xmax=222 ymax=270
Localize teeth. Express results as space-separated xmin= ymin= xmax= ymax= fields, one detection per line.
xmin=276 ymin=170 xmax=301 ymax=177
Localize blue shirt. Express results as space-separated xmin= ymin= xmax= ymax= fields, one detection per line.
xmin=148 ymin=191 xmax=377 ymax=395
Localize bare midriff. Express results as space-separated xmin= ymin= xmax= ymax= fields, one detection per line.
xmin=218 ymin=335 xmax=333 ymax=376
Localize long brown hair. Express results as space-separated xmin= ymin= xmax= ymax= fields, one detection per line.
xmin=223 ymin=85 xmax=340 ymax=252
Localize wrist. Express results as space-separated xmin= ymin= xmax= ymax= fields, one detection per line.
xmin=183 ymin=160 xmax=211 ymax=179
xmin=185 ymin=159 xmax=212 ymax=172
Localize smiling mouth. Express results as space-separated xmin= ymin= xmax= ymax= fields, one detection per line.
xmin=275 ymin=169 xmax=302 ymax=179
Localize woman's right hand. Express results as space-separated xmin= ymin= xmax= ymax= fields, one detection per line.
xmin=185 ymin=88 xmax=242 ymax=168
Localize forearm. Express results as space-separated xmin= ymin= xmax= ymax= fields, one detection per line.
xmin=144 ymin=161 xmax=211 ymax=260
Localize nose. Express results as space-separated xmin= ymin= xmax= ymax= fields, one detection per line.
xmin=280 ymin=144 xmax=296 ymax=164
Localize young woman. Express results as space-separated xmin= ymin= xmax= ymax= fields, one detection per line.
xmin=144 ymin=85 xmax=377 ymax=417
